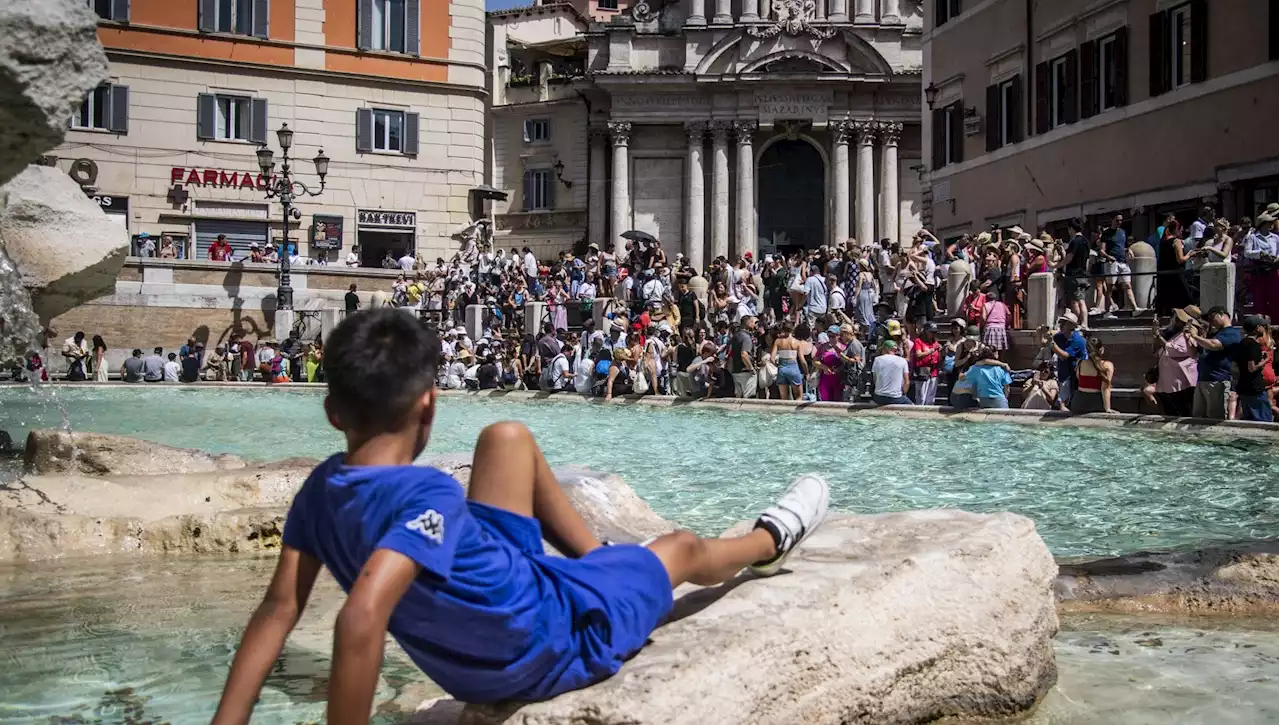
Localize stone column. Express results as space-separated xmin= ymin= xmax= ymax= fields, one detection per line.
xmin=832 ymin=121 xmax=852 ymax=246
xmin=1026 ymin=272 xmax=1056 ymax=331
xmin=588 ymin=128 xmax=608 ymax=245
xmin=877 ymin=121 xmax=902 ymax=245
xmin=686 ymin=0 xmax=706 ymax=25
xmin=710 ymin=121 xmax=730 ymax=262
xmin=881 ymin=0 xmax=901 ymax=23
xmin=853 ymin=0 xmax=874 ymax=22
xmin=740 ymin=0 xmax=759 ymax=21
xmin=608 ymin=121 xmax=632 ymax=250
xmin=946 ymin=258 xmax=972 ymax=317
xmin=812 ymin=0 xmax=825 ymax=21
xmin=854 ymin=119 xmax=876 ymax=246
xmin=684 ymin=121 xmax=707 ymax=272
xmin=828 ymin=0 xmax=848 ymax=22
xmin=1128 ymin=240 xmax=1156 ymax=310
xmin=734 ymin=121 xmax=757 ymax=261
xmin=1199 ymin=262 xmax=1237 ymax=317
xmin=712 ymin=0 xmax=732 ymax=24
xmin=465 ymin=303 xmax=486 ymax=340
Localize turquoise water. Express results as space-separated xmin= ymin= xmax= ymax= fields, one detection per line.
xmin=1 ymin=385 xmax=1276 ymax=557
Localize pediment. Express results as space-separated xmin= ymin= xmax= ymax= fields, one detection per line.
xmin=696 ymin=30 xmax=893 ymax=77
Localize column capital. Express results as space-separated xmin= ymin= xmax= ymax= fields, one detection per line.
xmin=832 ymin=120 xmax=856 ymax=145
xmin=683 ymin=120 xmax=708 ymax=143
xmin=732 ymin=120 xmax=758 ymax=142
xmin=709 ymin=120 xmax=732 ymax=141
xmin=853 ymin=119 xmax=877 ymax=145
xmin=607 ymin=121 xmax=632 ymax=146
xmin=877 ymin=120 xmax=903 ymax=146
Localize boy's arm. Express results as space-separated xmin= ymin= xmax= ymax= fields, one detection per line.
xmin=328 ymin=549 xmax=420 ymax=725
xmin=212 ymin=545 xmax=322 ymax=725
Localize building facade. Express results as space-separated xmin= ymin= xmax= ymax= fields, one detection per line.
xmin=56 ymin=0 xmax=486 ymax=266
xmin=921 ymin=0 xmax=1278 ymax=239
xmin=489 ymin=0 xmax=926 ymax=263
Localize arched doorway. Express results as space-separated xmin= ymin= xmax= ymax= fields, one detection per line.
xmin=756 ymin=138 xmax=826 ymax=255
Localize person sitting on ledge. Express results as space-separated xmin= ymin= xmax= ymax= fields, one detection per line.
xmin=210 ymin=309 xmax=829 ymax=724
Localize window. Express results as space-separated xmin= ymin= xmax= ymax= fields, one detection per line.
xmin=359 ymin=0 xmax=419 ymax=55
xmin=1149 ymin=1 xmax=1207 ymax=97
xmin=597 ymin=0 xmax=618 ymax=9
xmin=1049 ymin=57 xmax=1068 ymax=128
xmin=373 ymin=109 xmax=404 ymax=152
xmin=1097 ymin=34 xmax=1118 ymax=111
xmin=355 ymin=108 xmax=419 ymax=156
xmin=1081 ymin=29 xmax=1128 ymax=119
xmin=985 ymin=76 xmax=1020 ymax=151
xmin=72 ymin=84 xmax=129 ymax=133
xmin=932 ymin=100 xmax=963 ymax=168
xmin=523 ymin=119 xmax=551 ymax=143
xmin=89 ymin=0 xmax=128 ymax=21
xmin=216 ymin=96 xmax=252 ymax=141
xmin=934 ymin=0 xmax=960 ymax=27
xmin=197 ymin=0 xmax=265 ymax=37
xmin=524 ymin=169 xmax=554 ymax=211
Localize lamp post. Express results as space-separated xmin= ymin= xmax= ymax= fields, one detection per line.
xmin=256 ymin=123 xmax=328 ymax=317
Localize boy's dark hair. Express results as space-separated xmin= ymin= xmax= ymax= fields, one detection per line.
xmin=324 ymin=309 xmax=439 ymax=434
xmin=154 ymin=347 xmax=163 ymax=355
xmin=167 ymin=353 xmax=176 ymax=360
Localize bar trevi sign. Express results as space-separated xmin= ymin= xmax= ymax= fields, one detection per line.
xmin=754 ymin=90 xmax=832 ymax=124
xmin=357 ymin=209 xmax=416 ymax=229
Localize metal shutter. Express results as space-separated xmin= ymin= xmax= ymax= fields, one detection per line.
xmin=195 ymin=220 xmax=270 ymax=261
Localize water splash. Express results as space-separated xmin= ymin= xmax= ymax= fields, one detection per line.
xmin=0 ymin=244 xmax=42 ymax=369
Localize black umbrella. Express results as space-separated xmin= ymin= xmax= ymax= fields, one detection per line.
xmin=621 ymin=230 xmax=657 ymax=245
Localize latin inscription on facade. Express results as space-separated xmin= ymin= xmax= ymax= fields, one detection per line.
xmin=754 ymin=91 xmax=832 ymax=124
xmin=612 ymin=94 xmax=707 ymax=112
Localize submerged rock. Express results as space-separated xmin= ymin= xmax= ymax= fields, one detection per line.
xmin=24 ymin=429 xmax=251 ymax=475
xmin=409 ymin=511 xmax=1060 ymax=725
xmin=1055 ymin=541 xmax=1279 ymax=616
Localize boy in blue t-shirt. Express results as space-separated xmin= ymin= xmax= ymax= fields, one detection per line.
xmin=211 ymin=309 xmax=829 ymax=724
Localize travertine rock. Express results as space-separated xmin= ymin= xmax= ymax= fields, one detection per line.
xmin=24 ymin=428 xmax=250 ymax=475
xmin=409 ymin=511 xmax=1060 ymax=725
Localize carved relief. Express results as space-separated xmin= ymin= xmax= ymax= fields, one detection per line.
xmin=877 ymin=121 xmax=903 ymax=146
xmin=709 ymin=120 xmax=733 ymax=141
xmin=831 ymin=120 xmax=855 ymax=145
xmin=684 ymin=120 xmax=708 ymax=143
xmin=732 ymin=121 xmax=758 ymax=141
xmin=607 ymin=121 xmax=633 ymax=146
xmin=748 ymin=0 xmax=837 ymax=40
xmin=853 ymin=119 xmax=877 ymax=145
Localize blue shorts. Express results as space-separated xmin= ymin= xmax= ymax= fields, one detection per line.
xmin=467 ymin=501 xmax=674 ymax=700
xmin=777 ymin=360 xmax=803 ymax=386
xmin=1238 ymin=393 xmax=1275 ymax=422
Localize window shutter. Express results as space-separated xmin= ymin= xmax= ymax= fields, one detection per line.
xmin=1189 ymin=0 xmax=1208 ymax=83
xmin=1149 ymin=11 xmax=1170 ymax=97
xmin=357 ymin=0 xmax=374 ymax=50
xmin=111 ymin=0 xmax=130 ymax=22
xmin=403 ymin=112 xmax=419 ymax=156
xmin=985 ymin=84 xmax=1000 ymax=152
xmin=1113 ymin=27 xmax=1129 ymax=106
xmin=931 ymin=109 xmax=945 ymax=169
xmin=405 ymin=0 xmax=420 ymax=56
xmin=1270 ymin=0 xmax=1277 ymax=61
xmin=523 ymin=120 xmax=531 ymax=143
xmin=355 ymin=108 xmax=373 ymax=153
xmin=1010 ymin=74 xmax=1023 ymax=142
xmin=250 ymin=98 xmax=268 ymax=145
xmin=1080 ymin=40 xmax=1097 ymax=119
xmin=197 ymin=93 xmax=216 ymax=140
xmin=198 ymin=0 xmax=216 ymax=33
xmin=109 ymin=85 xmax=129 ymax=134
xmin=1033 ymin=61 xmax=1050 ymax=135
xmin=523 ymin=170 xmax=533 ymax=211
xmin=1063 ymin=49 xmax=1079 ymax=124
xmin=546 ymin=171 xmax=556 ymax=210
xmin=948 ymin=103 xmax=963 ymax=163
xmin=253 ymin=0 xmax=270 ymax=38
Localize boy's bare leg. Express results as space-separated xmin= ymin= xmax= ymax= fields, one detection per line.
xmin=467 ymin=421 xmax=601 ymax=557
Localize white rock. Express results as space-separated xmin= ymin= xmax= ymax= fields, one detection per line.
xmin=0 ymin=166 xmax=130 ymax=320
xmin=0 ymin=0 xmax=108 ymax=185
xmin=410 ymin=511 xmax=1060 ymax=725
xmin=23 ymin=428 xmax=252 ymax=475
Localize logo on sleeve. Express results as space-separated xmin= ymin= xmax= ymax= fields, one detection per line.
xmin=406 ymin=509 xmax=445 ymax=545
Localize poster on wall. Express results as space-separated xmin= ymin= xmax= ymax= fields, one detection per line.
xmin=311 ymin=215 xmax=344 ymax=250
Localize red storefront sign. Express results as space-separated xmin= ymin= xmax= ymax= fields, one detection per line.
xmin=170 ymin=167 xmax=278 ymax=190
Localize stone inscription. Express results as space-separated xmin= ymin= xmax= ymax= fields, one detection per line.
xmin=754 ymin=91 xmax=832 ymax=124
xmin=612 ymin=94 xmax=707 ymax=112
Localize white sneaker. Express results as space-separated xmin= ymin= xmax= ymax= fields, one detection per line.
xmin=749 ymin=474 xmax=830 ymax=576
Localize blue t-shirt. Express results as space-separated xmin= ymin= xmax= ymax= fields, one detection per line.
xmin=1104 ymin=227 xmax=1127 ymax=260
xmin=1052 ymin=330 xmax=1088 ymax=382
xmin=967 ymin=363 xmax=1012 ymax=399
xmin=1198 ymin=326 xmax=1242 ymax=382
xmin=282 ymin=457 xmax=616 ymax=703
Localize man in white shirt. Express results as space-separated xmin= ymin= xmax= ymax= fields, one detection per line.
xmin=398 ymin=251 xmax=416 ymax=271
xmin=574 ymin=337 xmax=601 ymax=394
xmin=522 ymin=247 xmax=538 ymax=279
xmin=1186 ymin=205 xmax=1213 ymax=254
xmin=162 ymin=353 xmax=182 ymax=382
xmin=871 ymin=340 xmax=912 ymax=406
xmin=345 ymin=245 xmax=361 ymax=267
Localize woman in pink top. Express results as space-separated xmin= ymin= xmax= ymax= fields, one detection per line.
xmin=980 ymin=292 xmax=1010 ymax=359
xmin=1153 ymin=309 xmax=1199 ymax=416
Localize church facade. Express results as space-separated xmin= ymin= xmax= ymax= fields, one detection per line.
xmin=488 ymin=0 xmax=924 ymax=264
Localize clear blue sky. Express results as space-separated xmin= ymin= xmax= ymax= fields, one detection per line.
xmin=488 ymin=0 xmax=536 ymax=11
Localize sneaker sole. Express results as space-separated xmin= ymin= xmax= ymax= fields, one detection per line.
xmin=749 ymin=474 xmax=830 ymax=577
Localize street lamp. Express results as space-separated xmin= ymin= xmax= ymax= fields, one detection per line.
xmin=924 ymin=82 xmax=939 ymax=110
xmin=256 ymin=122 xmax=328 ymax=314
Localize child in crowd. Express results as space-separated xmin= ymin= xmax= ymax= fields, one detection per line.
xmin=211 ymin=309 xmax=829 ymax=724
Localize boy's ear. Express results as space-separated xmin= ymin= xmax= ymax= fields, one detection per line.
xmin=323 ymin=395 xmax=344 ymax=432
xmin=420 ymin=386 xmax=437 ymax=426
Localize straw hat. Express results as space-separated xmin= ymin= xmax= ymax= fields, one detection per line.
xmin=1056 ymin=310 xmax=1079 ymax=327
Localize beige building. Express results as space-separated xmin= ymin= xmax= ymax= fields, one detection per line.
xmin=54 ymin=0 xmax=486 ymax=266
xmin=921 ymin=0 xmax=1278 ymax=239
xmin=488 ymin=0 xmax=927 ymax=263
